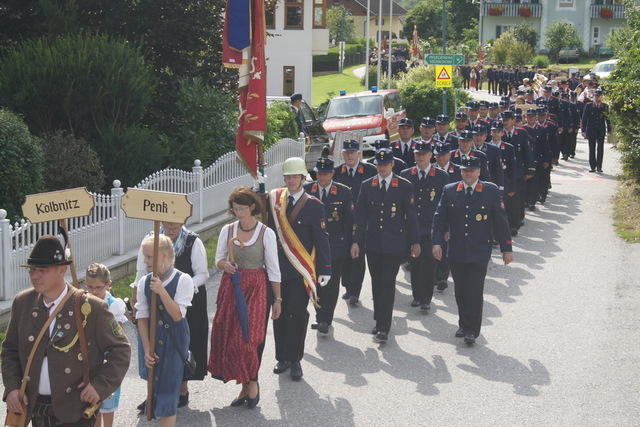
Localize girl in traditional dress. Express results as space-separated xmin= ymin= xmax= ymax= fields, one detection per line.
xmin=208 ymin=187 xmax=281 ymax=409
xmin=136 ymin=234 xmax=194 ymax=426
xmin=85 ymin=263 xmax=127 ymax=427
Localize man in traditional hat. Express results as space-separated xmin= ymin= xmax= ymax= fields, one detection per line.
xmin=2 ymin=235 xmax=130 ymax=426
xmin=269 ymin=157 xmax=331 ymax=380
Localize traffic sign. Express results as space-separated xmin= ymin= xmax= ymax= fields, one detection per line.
xmin=425 ymin=54 xmax=465 ymax=66
xmin=435 ymin=65 xmax=453 ymax=87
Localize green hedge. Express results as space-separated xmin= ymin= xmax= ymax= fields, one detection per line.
xmin=265 ymin=101 xmax=298 ymax=149
xmin=0 ymin=109 xmax=44 ymax=221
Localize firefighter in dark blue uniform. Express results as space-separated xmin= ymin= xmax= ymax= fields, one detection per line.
xmin=432 ymin=142 xmax=459 ymax=292
xmin=414 ymin=117 xmax=439 ymax=159
xmin=536 ymin=107 xmax=556 ymax=204
xmin=558 ymin=92 xmax=574 ymax=161
xmin=489 ymin=122 xmax=517 ymax=200
xmin=450 ymin=130 xmax=491 ymax=181
xmin=367 ymin=139 xmax=407 ymax=175
xmin=451 ymin=111 xmax=468 ymax=145
xmin=269 ymin=157 xmax=332 ymax=380
xmin=304 ymin=157 xmax=354 ymax=335
xmin=401 ymin=141 xmax=449 ymax=310
xmin=434 ymin=114 xmax=459 ymax=148
xmin=432 ymin=156 xmax=513 ymax=345
xmin=334 ymin=140 xmax=376 ymax=305
xmin=581 ymin=88 xmax=612 ymax=173
xmin=502 ymin=111 xmax=534 ymax=236
xmin=471 ymin=124 xmax=504 ymax=191
xmin=352 ymin=148 xmax=420 ymax=343
xmin=392 ymin=118 xmax=416 ymax=167
xmin=566 ymin=91 xmax=582 ymax=159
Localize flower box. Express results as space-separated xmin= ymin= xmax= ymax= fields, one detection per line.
xmin=488 ymin=6 xmax=504 ymax=16
xmin=600 ymin=7 xmax=614 ymax=18
xmin=518 ymin=6 xmax=532 ymax=17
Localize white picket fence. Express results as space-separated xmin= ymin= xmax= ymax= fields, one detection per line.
xmin=0 ymin=137 xmax=305 ymax=300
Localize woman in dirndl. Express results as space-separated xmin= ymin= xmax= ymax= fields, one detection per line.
xmin=208 ymin=187 xmax=281 ymax=409
xmin=136 ymin=234 xmax=194 ymax=426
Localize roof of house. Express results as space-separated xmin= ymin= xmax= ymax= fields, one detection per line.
xmin=339 ymin=0 xmax=408 ymax=16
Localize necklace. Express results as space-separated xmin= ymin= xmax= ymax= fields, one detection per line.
xmin=239 ymin=221 xmax=258 ymax=232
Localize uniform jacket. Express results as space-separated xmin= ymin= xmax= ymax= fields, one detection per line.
xmin=523 ymin=124 xmax=552 ymax=165
xmin=1 ymin=285 xmax=131 ymax=423
xmin=401 ymin=166 xmax=450 ymax=238
xmin=581 ymin=102 xmax=612 ymax=138
xmin=268 ymin=191 xmax=332 ymax=280
xmin=366 ymin=155 xmax=407 ymax=175
xmin=437 ymin=162 xmax=463 ymax=183
xmin=568 ymin=102 xmax=582 ymax=131
xmin=353 ymin=174 xmax=419 ymax=253
xmin=333 ymin=161 xmax=376 ymax=204
xmin=475 ymin=143 xmax=504 ymax=189
xmin=392 ymin=140 xmax=416 ymax=167
xmin=493 ymin=141 xmax=517 ymax=194
xmin=432 ymin=181 xmax=512 ymax=263
xmin=449 ymin=148 xmax=491 ymax=181
xmin=304 ymin=181 xmax=354 ymax=260
xmin=540 ymin=120 xmax=560 ymax=159
xmin=434 ymin=132 xmax=459 ymax=150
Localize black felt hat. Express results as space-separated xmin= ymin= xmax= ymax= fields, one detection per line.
xmin=22 ymin=234 xmax=71 ymax=267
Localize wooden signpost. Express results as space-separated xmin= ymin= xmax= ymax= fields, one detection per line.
xmin=120 ymin=188 xmax=192 ymax=420
xmin=21 ymin=187 xmax=95 ymax=287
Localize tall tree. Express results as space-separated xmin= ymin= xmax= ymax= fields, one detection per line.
xmin=544 ymin=21 xmax=581 ymax=61
xmin=327 ymin=5 xmax=355 ymax=43
xmin=403 ymin=0 xmax=479 ymax=46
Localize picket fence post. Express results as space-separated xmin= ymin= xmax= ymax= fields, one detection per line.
xmin=0 ymin=209 xmax=11 ymax=300
xmin=193 ymin=159 xmax=204 ymax=224
xmin=111 ymin=180 xmax=126 ymax=255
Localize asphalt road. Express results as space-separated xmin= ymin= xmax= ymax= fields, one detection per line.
xmin=3 ymin=91 xmax=640 ymax=426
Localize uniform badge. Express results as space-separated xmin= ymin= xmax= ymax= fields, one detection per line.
xmin=311 ymin=183 xmax=318 ymax=193
xmin=330 ymin=185 xmax=337 ymax=195
xmin=372 ymin=178 xmax=379 ymax=187
xmin=320 ymin=220 xmax=327 ymax=230
xmin=476 ymin=213 xmax=483 ymax=221
xmin=111 ymin=318 xmax=126 ymax=340
xmin=483 ymin=214 xmax=488 ymax=220
xmin=430 ymin=189 xmax=436 ymax=201
xmin=500 ymin=201 xmax=506 ymax=210
xmin=391 ymin=178 xmax=399 ymax=188
xmin=357 ymin=165 xmax=364 ymax=174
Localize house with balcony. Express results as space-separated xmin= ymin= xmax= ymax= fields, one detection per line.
xmin=265 ymin=0 xmax=330 ymax=101
xmin=479 ymin=0 xmax=629 ymax=54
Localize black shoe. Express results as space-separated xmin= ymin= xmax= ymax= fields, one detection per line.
xmin=528 ymin=205 xmax=536 ymax=211
xmin=464 ymin=332 xmax=476 ymax=344
xmin=589 ymin=169 xmax=595 ymax=173
xmin=570 ymin=154 xmax=575 ymax=158
xmin=230 ymin=395 xmax=248 ymax=407
xmin=310 ymin=323 xmax=318 ymax=330
xmin=597 ymin=168 xmax=603 ymax=173
xmin=273 ymin=361 xmax=291 ymax=374
xmin=316 ymin=322 xmax=329 ymax=334
xmin=420 ymin=302 xmax=430 ymax=311
xmin=290 ymin=361 xmax=303 ymax=381
xmin=246 ymin=385 xmax=260 ymax=409
xmin=137 ymin=400 xmax=147 ymax=414
xmin=539 ymin=198 xmax=546 ymax=204
xmin=371 ymin=327 xmax=378 ymax=335
xmin=410 ymin=299 xmax=421 ymax=307
xmin=562 ymin=156 xmax=569 ymax=161
xmin=178 ymin=392 xmax=189 ymax=408
xmin=374 ymin=332 xmax=388 ymax=343
xmin=341 ymin=292 xmax=351 ymax=300
xmin=510 ymin=228 xmax=518 ymax=237
xmin=436 ymin=280 xmax=448 ymax=292
xmin=455 ymin=327 xmax=465 ymax=337
xmin=348 ymin=295 xmax=359 ymax=306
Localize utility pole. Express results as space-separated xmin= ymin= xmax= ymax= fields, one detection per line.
xmin=376 ymin=0 xmax=382 ymax=88
xmin=365 ymin=0 xmax=371 ymax=89
xmin=441 ymin=0 xmax=448 ymax=115
xmin=387 ymin=0 xmax=393 ymax=88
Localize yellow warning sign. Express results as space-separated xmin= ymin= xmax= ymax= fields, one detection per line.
xmin=435 ymin=65 xmax=453 ymax=88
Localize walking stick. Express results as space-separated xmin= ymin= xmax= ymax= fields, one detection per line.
xmin=146 ymin=221 xmax=161 ymax=420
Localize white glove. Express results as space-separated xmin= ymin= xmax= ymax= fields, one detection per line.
xmin=318 ymin=275 xmax=331 ymax=287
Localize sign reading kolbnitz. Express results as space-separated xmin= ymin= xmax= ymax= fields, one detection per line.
xmin=22 ymin=188 xmax=95 ymax=223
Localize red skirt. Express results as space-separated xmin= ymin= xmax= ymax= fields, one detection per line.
xmin=208 ymin=268 xmax=269 ymax=384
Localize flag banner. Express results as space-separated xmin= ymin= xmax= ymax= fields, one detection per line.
xmin=223 ymin=0 xmax=251 ymax=67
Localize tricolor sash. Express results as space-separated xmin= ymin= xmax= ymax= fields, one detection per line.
xmin=269 ymin=188 xmax=319 ymax=306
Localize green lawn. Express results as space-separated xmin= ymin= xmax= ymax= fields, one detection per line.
xmin=312 ymin=64 xmax=365 ymax=106
xmin=613 ymin=179 xmax=640 ymax=243
xmin=547 ymin=58 xmax=599 ymax=71
xmin=109 ymin=234 xmax=219 ymax=300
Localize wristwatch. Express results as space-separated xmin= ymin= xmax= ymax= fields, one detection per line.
xmin=274 ymin=297 xmax=283 ymax=302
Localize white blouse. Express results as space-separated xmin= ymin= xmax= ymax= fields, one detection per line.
xmin=106 ymin=292 xmax=128 ymax=323
xmin=131 ymin=234 xmax=209 ymax=292
xmin=134 ymin=269 xmax=194 ymax=319
xmin=215 ymin=222 xmax=281 ymax=282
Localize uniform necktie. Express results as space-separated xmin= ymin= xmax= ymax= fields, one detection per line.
xmin=466 ymin=186 xmax=473 ymax=198
xmin=420 ymin=170 xmax=426 ymax=182
xmin=380 ymin=179 xmax=387 ymax=192
xmin=286 ymin=195 xmax=294 ymax=215
xmin=321 ymin=188 xmax=327 ymax=203
xmin=349 ymin=168 xmax=354 ymax=178
xmin=403 ymin=144 xmax=408 ymax=157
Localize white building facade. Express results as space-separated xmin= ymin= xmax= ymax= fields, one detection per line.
xmin=265 ymin=0 xmax=330 ymax=101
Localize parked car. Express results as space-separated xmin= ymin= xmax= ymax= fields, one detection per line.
xmin=591 ymin=59 xmax=618 ymax=79
xmin=267 ymin=96 xmax=330 ymax=172
xmin=321 ymin=88 xmax=405 ymax=153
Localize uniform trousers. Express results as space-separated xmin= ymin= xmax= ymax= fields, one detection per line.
xmin=410 ymin=235 xmax=438 ymax=303
xmin=588 ymin=136 xmax=605 ymax=170
xmin=273 ymin=277 xmax=309 ymax=363
xmin=536 ymin=165 xmax=551 ymax=201
xmin=450 ymin=261 xmax=489 ymax=337
xmin=32 ymin=395 xmax=95 ymax=427
xmin=567 ymin=131 xmax=578 ymax=156
xmin=560 ymin=132 xmax=573 ymax=158
xmin=366 ymin=251 xmax=403 ymax=333
xmin=525 ymin=173 xmax=539 ymax=207
xmin=436 ymin=241 xmax=450 ymax=282
xmin=504 ymin=184 xmax=521 ymax=230
xmin=342 ymin=253 xmax=366 ymax=298
xmin=316 ymin=257 xmax=345 ymax=325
